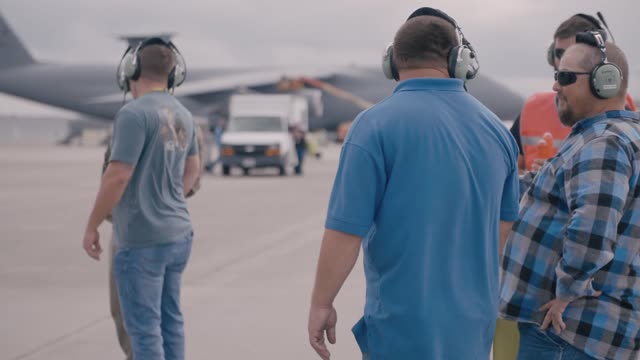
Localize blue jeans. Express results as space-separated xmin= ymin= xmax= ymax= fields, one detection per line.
xmin=114 ymin=235 xmax=193 ymax=360
xmin=517 ymin=323 xmax=596 ymax=360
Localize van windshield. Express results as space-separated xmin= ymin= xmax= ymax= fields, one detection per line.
xmin=227 ymin=116 xmax=284 ymax=132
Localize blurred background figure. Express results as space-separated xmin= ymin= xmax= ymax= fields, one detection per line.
xmin=204 ymin=115 xmax=226 ymax=173
xmin=291 ymin=124 xmax=307 ymax=175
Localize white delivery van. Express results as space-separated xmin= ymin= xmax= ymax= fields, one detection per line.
xmin=220 ymin=94 xmax=309 ymax=176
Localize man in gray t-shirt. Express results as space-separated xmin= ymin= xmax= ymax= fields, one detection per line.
xmin=110 ymin=92 xmax=197 ymax=248
xmin=82 ymin=38 xmax=200 ymax=360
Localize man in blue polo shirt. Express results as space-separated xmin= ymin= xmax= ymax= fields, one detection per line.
xmin=307 ymin=7 xmax=520 ymax=360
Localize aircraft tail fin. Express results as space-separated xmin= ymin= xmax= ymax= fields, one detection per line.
xmin=0 ymin=11 xmax=36 ymax=69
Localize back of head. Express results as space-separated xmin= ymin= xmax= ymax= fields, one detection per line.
xmin=393 ymin=16 xmax=458 ymax=72
xmin=554 ymin=14 xmax=601 ymax=40
xmin=138 ymin=44 xmax=175 ymax=83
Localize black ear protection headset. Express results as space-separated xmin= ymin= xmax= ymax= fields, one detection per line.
xmin=572 ymin=30 xmax=622 ymax=99
xmin=116 ymin=37 xmax=187 ymax=93
xmin=546 ymin=12 xmax=615 ymax=67
xmin=382 ymin=7 xmax=479 ymax=82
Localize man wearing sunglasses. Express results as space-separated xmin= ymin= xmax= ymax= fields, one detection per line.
xmin=500 ymin=39 xmax=640 ymax=360
xmin=494 ymin=16 xmax=617 ymax=360
xmin=508 ymin=14 xmax=636 ymax=174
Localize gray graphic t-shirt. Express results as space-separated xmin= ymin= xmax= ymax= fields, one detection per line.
xmin=110 ymin=91 xmax=198 ymax=248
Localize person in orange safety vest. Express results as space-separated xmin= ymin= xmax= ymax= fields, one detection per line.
xmin=519 ymin=92 xmax=636 ymax=171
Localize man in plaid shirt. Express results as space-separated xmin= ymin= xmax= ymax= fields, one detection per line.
xmin=500 ymin=39 xmax=640 ymax=359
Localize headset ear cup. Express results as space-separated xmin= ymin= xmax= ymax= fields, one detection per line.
xmin=382 ymin=44 xmax=399 ymax=81
xmin=547 ymin=42 xmax=555 ymax=67
xmin=116 ymin=59 xmax=128 ymax=91
xmin=447 ymin=46 xmax=459 ymax=78
xmin=166 ymin=42 xmax=187 ymax=88
xmin=117 ymin=51 xmax=137 ymax=91
xmin=121 ymin=52 xmax=141 ymax=81
xmin=448 ymin=46 xmax=475 ymax=80
xmin=172 ymin=57 xmax=186 ymax=88
xmin=390 ymin=57 xmax=399 ymax=81
xmin=130 ymin=54 xmax=142 ymax=81
xmin=464 ymin=48 xmax=479 ymax=80
xmin=122 ymin=52 xmax=136 ymax=77
xmin=591 ymin=63 xmax=622 ymax=99
xmin=168 ymin=67 xmax=175 ymax=89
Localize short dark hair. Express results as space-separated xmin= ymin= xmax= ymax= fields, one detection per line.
xmin=554 ymin=15 xmax=601 ymax=40
xmin=393 ymin=16 xmax=458 ymax=71
xmin=138 ymin=44 xmax=175 ymax=82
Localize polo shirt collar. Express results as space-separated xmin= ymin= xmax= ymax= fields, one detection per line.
xmin=394 ymin=77 xmax=465 ymax=93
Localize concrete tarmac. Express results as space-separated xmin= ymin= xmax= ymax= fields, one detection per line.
xmin=0 ymin=145 xmax=366 ymax=360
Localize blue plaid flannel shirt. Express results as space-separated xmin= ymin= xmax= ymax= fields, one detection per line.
xmin=500 ymin=110 xmax=640 ymax=360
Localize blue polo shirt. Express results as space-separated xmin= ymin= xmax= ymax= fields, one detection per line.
xmin=325 ymin=78 xmax=519 ymax=359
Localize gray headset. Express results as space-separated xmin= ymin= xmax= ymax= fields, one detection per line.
xmin=382 ymin=7 xmax=479 ymax=82
xmin=116 ymin=37 xmax=187 ymax=92
xmin=575 ymin=30 xmax=622 ymax=99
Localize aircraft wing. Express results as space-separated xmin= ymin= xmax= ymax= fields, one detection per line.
xmin=85 ymin=67 xmax=338 ymax=104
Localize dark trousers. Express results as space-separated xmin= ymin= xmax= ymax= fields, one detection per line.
xmin=294 ymin=146 xmax=306 ymax=175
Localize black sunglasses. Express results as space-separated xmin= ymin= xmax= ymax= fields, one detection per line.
xmin=554 ymin=48 xmax=565 ymax=60
xmin=554 ymin=71 xmax=591 ymax=86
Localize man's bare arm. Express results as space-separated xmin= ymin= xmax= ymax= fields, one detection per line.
xmin=85 ymin=161 xmax=133 ymax=232
xmin=499 ymin=221 xmax=513 ymax=258
xmin=308 ymin=229 xmax=362 ymax=359
xmin=183 ymin=155 xmax=200 ymax=196
xmin=311 ymin=229 xmax=362 ymax=307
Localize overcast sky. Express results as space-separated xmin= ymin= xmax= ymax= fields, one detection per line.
xmin=0 ymin=0 xmax=639 ymax=116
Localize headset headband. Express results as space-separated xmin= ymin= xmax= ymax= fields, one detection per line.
xmin=574 ymin=12 xmax=616 ymax=43
xmin=576 ymin=30 xmax=608 ymax=61
xmin=408 ymin=7 xmax=457 ymax=25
